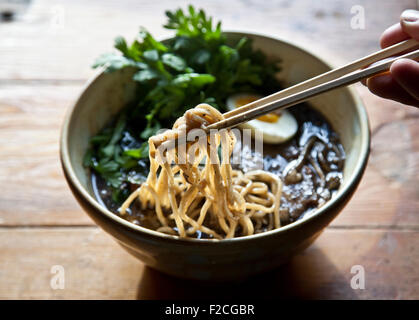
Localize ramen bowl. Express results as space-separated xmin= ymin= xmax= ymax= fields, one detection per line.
xmin=60 ymin=31 xmax=370 ymax=281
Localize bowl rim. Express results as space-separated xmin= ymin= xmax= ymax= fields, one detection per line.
xmin=60 ymin=30 xmax=370 ymax=245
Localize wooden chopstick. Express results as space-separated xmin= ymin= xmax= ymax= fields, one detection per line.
xmin=222 ymin=38 xmax=419 ymax=120
xmin=206 ymin=48 xmax=419 ymax=131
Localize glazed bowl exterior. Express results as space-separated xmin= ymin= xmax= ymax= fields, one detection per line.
xmin=60 ymin=32 xmax=370 ymax=281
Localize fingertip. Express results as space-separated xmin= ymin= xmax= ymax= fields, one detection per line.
xmin=366 ymin=73 xmax=393 ymax=96
xmin=380 ymin=23 xmax=409 ymax=48
xmin=366 ymin=71 xmax=419 ymax=106
xmin=390 ymin=58 xmax=419 ymax=100
xmin=390 ymin=58 xmax=417 ymax=76
xmin=400 ymin=9 xmax=419 ymax=40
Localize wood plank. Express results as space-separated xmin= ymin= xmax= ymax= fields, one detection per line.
xmin=332 ymin=84 xmax=419 ymax=228
xmin=0 ymin=227 xmax=142 ymax=299
xmin=0 ymin=0 xmax=415 ymax=80
xmin=0 ymin=84 xmax=90 ymax=225
xmin=0 ymin=83 xmax=418 ymax=227
xmin=0 ymin=227 xmax=418 ymax=299
xmin=139 ymin=229 xmax=419 ymax=299
xmin=1 ymin=0 xmax=418 ymax=302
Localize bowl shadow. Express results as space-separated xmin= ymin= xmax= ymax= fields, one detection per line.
xmin=136 ymin=244 xmax=359 ymax=300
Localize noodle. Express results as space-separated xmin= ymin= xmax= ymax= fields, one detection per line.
xmin=120 ymin=103 xmax=283 ymax=239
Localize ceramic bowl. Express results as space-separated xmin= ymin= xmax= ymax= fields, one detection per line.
xmin=60 ymin=31 xmax=370 ymax=281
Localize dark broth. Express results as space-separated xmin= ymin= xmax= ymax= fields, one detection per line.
xmin=92 ymin=103 xmax=345 ymax=237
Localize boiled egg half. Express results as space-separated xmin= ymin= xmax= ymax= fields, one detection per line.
xmin=226 ymin=93 xmax=298 ymax=144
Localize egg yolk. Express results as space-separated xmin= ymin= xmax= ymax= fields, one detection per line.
xmin=235 ymin=96 xmax=280 ymax=123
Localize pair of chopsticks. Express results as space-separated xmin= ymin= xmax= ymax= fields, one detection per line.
xmin=205 ymin=39 xmax=419 ymax=131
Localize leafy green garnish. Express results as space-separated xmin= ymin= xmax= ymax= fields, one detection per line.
xmin=85 ymin=5 xmax=281 ymax=203
xmin=123 ymin=143 xmax=149 ymax=159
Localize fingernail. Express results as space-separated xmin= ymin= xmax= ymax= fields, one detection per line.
xmin=401 ymin=9 xmax=419 ymax=23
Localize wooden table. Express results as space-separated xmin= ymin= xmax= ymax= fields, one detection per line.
xmin=1 ymin=0 xmax=418 ymax=299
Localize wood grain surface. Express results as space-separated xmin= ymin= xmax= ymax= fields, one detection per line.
xmin=0 ymin=0 xmax=418 ymax=299
xmin=1 ymin=228 xmax=417 ymax=299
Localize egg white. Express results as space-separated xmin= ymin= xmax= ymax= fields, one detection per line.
xmin=226 ymin=93 xmax=298 ymax=144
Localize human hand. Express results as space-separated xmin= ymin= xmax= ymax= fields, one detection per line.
xmin=366 ymin=9 xmax=419 ymax=107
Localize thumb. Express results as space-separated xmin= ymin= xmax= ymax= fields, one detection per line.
xmin=400 ymin=9 xmax=419 ymax=40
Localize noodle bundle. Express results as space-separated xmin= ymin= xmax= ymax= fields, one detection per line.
xmin=120 ymin=104 xmax=283 ymax=239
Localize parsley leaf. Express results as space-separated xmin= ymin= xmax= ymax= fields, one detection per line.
xmin=86 ymin=5 xmax=281 ymax=198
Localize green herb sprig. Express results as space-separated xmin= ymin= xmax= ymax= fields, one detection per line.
xmin=85 ymin=5 xmax=281 ymax=203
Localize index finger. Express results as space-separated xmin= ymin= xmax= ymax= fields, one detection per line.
xmin=380 ymin=22 xmax=409 ymax=48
